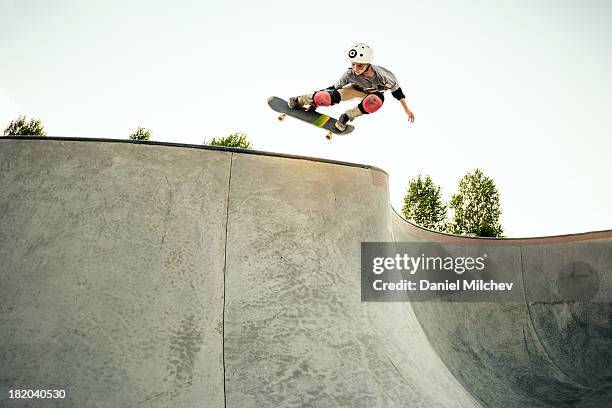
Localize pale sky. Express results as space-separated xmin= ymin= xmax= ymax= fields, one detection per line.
xmin=2 ymin=0 xmax=611 ymax=238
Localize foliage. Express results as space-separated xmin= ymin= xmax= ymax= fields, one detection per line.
xmin=447 ymin=169 xmax=504 ymax=237
xmin=402 ymin=175 xmax=447 ymax=231
xmin=129 ymin=127 xmax=152 ymax=141
xmin=206 ymin=132 xmax=252 ymax=149
xmin=3 ymin=115 xmax=47 ymax=136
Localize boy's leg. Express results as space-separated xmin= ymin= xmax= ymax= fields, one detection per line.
xmin=289 ymin=85 xmax=363 ymax=110
xmin=336 ymin=91 xmax=385 ymax=131
xmin=337 ymin=85 xmax=367 ymax=102
xmin=288 ymin=94 xmax=314 ymax=109
xmin=338 ymin=86 xmax=369 ymax=121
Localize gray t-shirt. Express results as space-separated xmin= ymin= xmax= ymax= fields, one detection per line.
xmin=333 ymin=65 xmax=400 ymax=93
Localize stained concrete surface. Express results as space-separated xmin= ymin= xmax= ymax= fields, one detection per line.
xmin=1 ymin=137 xmax=611 ymax=407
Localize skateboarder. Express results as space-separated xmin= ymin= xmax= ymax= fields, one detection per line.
xmin=288 ymin=43 xmax=415 ymax=131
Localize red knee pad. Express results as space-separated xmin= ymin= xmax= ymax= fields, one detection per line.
xmin=314 ymin=91 xmax=332 ymax=107
xmin=363 ymin=94 xmax=383 ymax=113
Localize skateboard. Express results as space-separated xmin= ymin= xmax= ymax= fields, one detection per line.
xmin=267 ymin=96 xmax=354 ymax=140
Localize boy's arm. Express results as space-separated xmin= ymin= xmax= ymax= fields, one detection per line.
xmin=391 ymin=88 xmax=415 ymax=123
xmin=399 ymin=97 xmax=415 ymax=123
xmin=332 ymin=70 xmax=351 ymax=89
xmin=380 ymin=66 xmax=415 ymax=123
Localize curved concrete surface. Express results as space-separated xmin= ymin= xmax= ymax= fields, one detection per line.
xmin=1 ymin=137 xmax=611 ymax=407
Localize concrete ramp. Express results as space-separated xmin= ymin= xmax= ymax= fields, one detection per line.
xmin=1 ymin=137 xmax=611 ymax=407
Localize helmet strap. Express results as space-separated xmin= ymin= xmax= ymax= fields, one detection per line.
xmin=358 ymin=64 xmax=372 ymax=76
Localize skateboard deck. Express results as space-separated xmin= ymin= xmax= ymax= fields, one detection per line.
xmin=267 ymin=96 xmax=354 ymax=139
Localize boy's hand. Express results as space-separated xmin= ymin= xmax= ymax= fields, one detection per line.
xmin=405 ymin=108 xmax=415 ymax=123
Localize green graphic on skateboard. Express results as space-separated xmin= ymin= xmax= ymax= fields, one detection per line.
xmin=267 ymin=96 xmax=355 ymax=140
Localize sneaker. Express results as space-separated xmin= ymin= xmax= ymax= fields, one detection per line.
xmin=335 ymin=113 xmax=350 ymax=132
xmin=287 ymin=97 xmax=299 ymax=109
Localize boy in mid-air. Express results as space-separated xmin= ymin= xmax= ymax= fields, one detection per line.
xmin=288 ymin=43 xmax=415 ymax=132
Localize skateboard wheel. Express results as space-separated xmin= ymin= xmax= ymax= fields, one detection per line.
xmin=278 ymin=113 xmax=286 ymax=121
xmin=326 ymin=132 xmax=333 ymax=140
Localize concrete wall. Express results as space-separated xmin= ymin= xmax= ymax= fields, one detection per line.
xmin=1 ymin=137 xmax=611 ymax=407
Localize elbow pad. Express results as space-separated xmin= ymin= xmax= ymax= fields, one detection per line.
xmin=391 ymin=87 xmax=406 ymax=100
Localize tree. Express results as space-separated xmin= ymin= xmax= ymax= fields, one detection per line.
xmin=129 ymin=127 xmax=152 ymax=141
xmin=402 ymin=175 xmax=447 ymax=231
xmin=447 ymin=169 xmax=504 ymax=237
xmin=3 ymin=115 xmax=47 ymax=136
xmin=205 ymin=132 xmax=252 ymax=149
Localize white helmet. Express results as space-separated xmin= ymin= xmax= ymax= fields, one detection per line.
xmin=348 ymin=43 xmax=373 ymax=64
